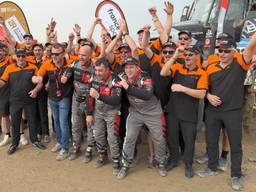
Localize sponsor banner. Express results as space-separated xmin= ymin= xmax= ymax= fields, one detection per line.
xmin=95 ymin=0 xmax=126 ymax=37
xmin=5 ymin=16 xmax=26 ymax=43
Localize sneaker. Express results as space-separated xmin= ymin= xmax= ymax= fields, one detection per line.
xmin=83 ymin=147 xmax=93 ymax=163
xmin=7 ymin=145 xmax=18 ymax=155
xmin=231 ymin=177 xmax=242 ymax=191
xmin=217 ymin=157 xmax=228 ymax=171
xmin=196 ymin=153 xmax=209 ymax=164
xmin=0 ymin=134 xmax=11 ymax=147
xmin=185 ymin=165 xmax=194 ymax=178
xmin=148 ymin=155 xmax=156 ymax=168
xmin=68 ymin=148 xmax=81 ymax=160
xmin=197 ymin=168 xmax=218 ymax=177
xmin=51 ymin=143 xmax=61 ymax=153
xmin=158 ymin=163 xmax=167 ymax=177
xmin=117 ymin=165 xmax=129 ymax=180
xmin=56 ymin=149 xmax=69 ymax=161
xmin=95 ymin=154 xmax=108 ymax=168
xmin=166 ymin=160 xmax=178 ymax=172
xmin=20 ymin=134 xmax=28 ymax=146
xmin=112 ymin=159 xmax=120 ymax=176
xmin=32 ymin=141 xmax=46 ymax=150
xmin=43 ymin=135 xmax=50 ymax=143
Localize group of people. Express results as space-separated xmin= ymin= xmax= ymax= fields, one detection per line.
xmin=0 ymin=2 xmax=255 ymax=191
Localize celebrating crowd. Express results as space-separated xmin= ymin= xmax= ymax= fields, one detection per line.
xmin=0 ymin=2 xmax=255 ymax=191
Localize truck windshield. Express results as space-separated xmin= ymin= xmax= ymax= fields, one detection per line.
xmin=189 ymin=0 xmax=215 ymax=23
xmin=225 ymin=0 xmax=245 ymax=21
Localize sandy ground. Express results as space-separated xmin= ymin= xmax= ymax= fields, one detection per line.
xmin=0 ymin=126 xmax=256 ymax=192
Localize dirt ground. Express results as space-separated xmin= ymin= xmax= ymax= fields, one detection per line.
xmin=0 ymin=126 xmax=256 ymax=192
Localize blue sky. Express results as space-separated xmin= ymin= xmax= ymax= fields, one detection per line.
xmin=7 ymin=0 xmax=192 ymax=42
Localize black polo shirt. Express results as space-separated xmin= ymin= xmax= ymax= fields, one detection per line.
xmin=166 ymin=63 xmax=208 ymax=122
xmin=0 ymin=56 xmax=11 ymax=100
xmin=206 ymin=53 xmax=250 ymax=111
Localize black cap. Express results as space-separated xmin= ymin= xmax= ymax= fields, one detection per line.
xmin=15 ymin=48 xmax=26 ymax=54
xmin=218 ymin=40 xmax=236 ymax=49
xmin=137 ymin=28 xmax=144 ymax=34
xmin=80 ymin=40 xmax=95 ymax=50
xmin=77 ymin=38 xmax=88 ymax=44
xmin=118 ymin=43 xmax=131 ymax=51
xmin=23 ymin=33 xmax=33 ymax=39
xmin=217 ymin=33 xmax=233 ymax=40
xmin=61 ymin=42 xmax=68 ymax=48
xmin=32 ymin=43 xmax=44 ymax=50
xmin=45 ymin=42 xmax=52 ymax=47
xmin=185 ymin=45 xmax=200 ymax=54
xmin=95 ymin=58 xmax=111 ymax=68
xmin=124 ymin=57 xmax=139 ymax=66
xmin=162 ymin=41 xmax=177 ymax=50
xmin=0 ymin=43 xmax=7 ymax=50
xmin=178 ymin=30 xmax=192 ymax=38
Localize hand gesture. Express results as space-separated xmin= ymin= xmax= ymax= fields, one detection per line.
xmin=148 ymin=6 xmax=157 ymax=16
xmin=164 ymin=1 xmax=174 ymax=15
xmin=73 ymin=24 xmax=81 ymax=35
xmin=171 ymin=84 xmax=185 ymax=92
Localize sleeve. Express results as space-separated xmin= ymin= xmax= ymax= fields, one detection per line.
xmin=127 ymin=76 xmax=153 ymax=100
xmin=197 ymin=70 xmax=208 ymax=90
xmin=170 ymin=63 xmax=180 ymax=78
xmin=0 ymin=65 xmax=10 ymax=81
xmin=236 ymin=52 xmax=251 ymax=71
xmin=150 ymin=38 xmax=161 ymax=53
xmin=150 ymin=54 xmax=161 ymax=66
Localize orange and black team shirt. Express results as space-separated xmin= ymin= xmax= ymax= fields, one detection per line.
xmin=0 ymin=62 xmax=39 ymax=104
xmin=166 ymin=62 xmax=208 ymax=123
xmin=16 ymin=43 xmax=34 ymax=56
xmin=0 ymin=55 xmax=12 ymax=99
xmin=206 ymin=53 xmax=250 ymax=112
xmin=38 ymin=59 xmax=74 ymax=101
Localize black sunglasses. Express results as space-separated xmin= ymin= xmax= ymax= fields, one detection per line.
xmin=162 ymin=50 xmax=175 ymax=55
xmin=51 ymin=52 xmax=63 ymax=56
xmin=16 ymin=54 xmax=26 ymax=58
xmin=184 ymin=53 xmax=194 ymax=57
xmin=218 ymin=49 xmax=232 ymax=53
xmin=179 ymin=37 xmax=189 ymax=41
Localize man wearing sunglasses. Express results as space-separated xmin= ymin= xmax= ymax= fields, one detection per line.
xmin=160 ymin=45 xmax=208 ymax=178
xmin=33 ymin=43 xmax=73 ymax=161
xmin=0 ymin=48 xmax=46 ymax=155
xmin=197 ymin=33 xmax=256 ymax=190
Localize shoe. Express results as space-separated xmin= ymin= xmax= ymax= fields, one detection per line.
xmin=7 ymin=145 xmax=18 ymax=155
xmin=83 ymin=147 xmax=93 ymax=163
xmin=129 ymin=158 xmax=138 ymax=168
xmin=112 ymin=159 xmax=120 ymax=176
xmin=158 ymin=163 xmax=167 ymax=177
xmin=196 ymin=153 xmax=209 ymax=164
xmin=56 ymin=149 xmax=69 ymax=161
xmin=231 ymin=177 xmax=242 ymax=191
xmin=185 ymin=165 xmax=194 ymax=178
xmin=0 ymin=134 xmax=11 ymax=147
xmin=217 ymin=157 xmax=228 ymax=171
xmin=148 ymin=155 xmax=156 ymax=168
xmin=95 ymin=154 xmax=108 ymax=168
xmin=68 ymin=148 xmax=81 ymax=160
xmin=117 ymin=165 xmax=129 ymax=180
xmin=197 ymin=168 xmax=218 ymax=177
xmin=43 ymin=135 xmax=50 ymax=143
xmin=20 ymin=134 xmax=28 ymax=146
xmin=166 ymin=160 xmax=178 ymax=172
xmin=32 ymin=141 xmax=46 ymax=150
xmin=51 ymin=143 xmax=61 ymax=153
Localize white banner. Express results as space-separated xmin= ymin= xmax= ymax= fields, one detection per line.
xmin=95 ymin=1 xmax=126 ymax=37
xmin=5 ymin=15 xmax=26 ymax=43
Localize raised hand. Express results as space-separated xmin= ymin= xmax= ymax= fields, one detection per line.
xmin=164 ymin=1 xmax=174 ymax=15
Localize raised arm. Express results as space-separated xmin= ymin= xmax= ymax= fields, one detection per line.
xmin=243 ymin=32 xmax=256 ymax=64
xmin=141 ymin=25 xmax=154 ymax=59
xmin=163 ymin=1 xmax=174 ymax=37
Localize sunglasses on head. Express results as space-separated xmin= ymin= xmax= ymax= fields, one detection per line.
xmin=218 ymin=49 xmax=232 ymax=53
xmin=162 ymin=50 xmax=175 ymax=55
xmin=16 ymin=54 xmax=26 ymax=58
xmin=51 ymin=52 xmax=63 ymax=57
xmin=179 ymin=37 xmax=189 ymax=41
xmin=184 ymin=53 xmax=194 ymax=57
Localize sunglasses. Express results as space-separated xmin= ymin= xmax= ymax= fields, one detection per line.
xmin=218 ymin=49 xmax=232 ymax=53
xmin=16 ymin=54 xmax=26 ymax=58
xmin=184 ymin=53 xmax=194 ymax=57
xmin=179 ymin=37 xmax=189 ymax=41
xmin=51 ymin=52 xmax=63 ymax=57
xmin=162 ymin=50 xmax=175 ymax=55
xmin=120 ymin=51 xmax=129 ymax=54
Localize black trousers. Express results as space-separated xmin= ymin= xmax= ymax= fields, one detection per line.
xmin=166 ymin=113 xmax=197 ymax=165
xmin=37 ymin=96 xmax=49 ymax=135
xmin=10 ymin=102 xmax=39 ymax=146
xmin=205 ymin=109 xmax=243 ymax=178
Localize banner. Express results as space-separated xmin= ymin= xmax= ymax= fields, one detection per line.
xmin=0 ymin=1 xmax=30 ymax=42
xmin=95 ymin=0 xmax=126 ymax=37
